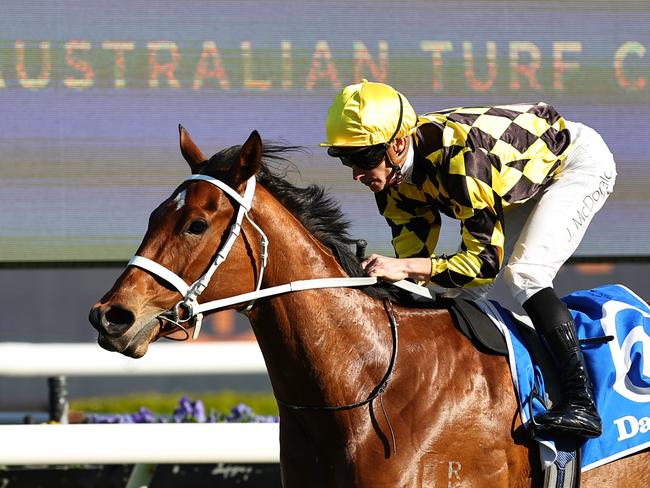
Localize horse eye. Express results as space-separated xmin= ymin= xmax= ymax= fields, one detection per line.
xmin=187 ymin=219 xmax=208 ymax=235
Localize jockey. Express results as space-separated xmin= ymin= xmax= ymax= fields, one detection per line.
xmin=322 ymin=80 xmax=616 ymax=439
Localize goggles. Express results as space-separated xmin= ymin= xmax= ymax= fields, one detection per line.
xmin=337 ymin=144 xmax=388 ymax=170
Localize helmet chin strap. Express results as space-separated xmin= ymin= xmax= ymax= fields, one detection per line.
xmin=385 ymin=139 xmax=408 ymax=188
xmin=387 ymin=164 xmax=403 ymax=188
xmin=383 ymin=93 xmax=408 ymax=189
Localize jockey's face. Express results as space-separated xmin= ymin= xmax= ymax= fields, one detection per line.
xmin=346 ymin=137 xmax=407 ymax=192
xmin=351 ymin=157 xmax=393 ymax=192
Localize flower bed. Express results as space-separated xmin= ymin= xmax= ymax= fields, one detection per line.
xmin=85 ymin=396 xmax=278 ymax=424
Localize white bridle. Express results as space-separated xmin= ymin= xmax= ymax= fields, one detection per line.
xmin=127 ymin=174 xmax=433 ymax=340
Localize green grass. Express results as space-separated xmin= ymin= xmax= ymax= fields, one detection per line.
xmin=71 ymin=390 xmax=278 ymax=416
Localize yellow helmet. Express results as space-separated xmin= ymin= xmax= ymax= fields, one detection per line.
xmin=321 ymin=80 xmax=417 ymax=149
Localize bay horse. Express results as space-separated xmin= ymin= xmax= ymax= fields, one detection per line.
xmin=89 ymin=128 xmax=648 ymax=487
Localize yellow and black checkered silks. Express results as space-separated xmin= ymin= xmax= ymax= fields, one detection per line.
xmin=375 ymin=102 xmax=572 ymax=289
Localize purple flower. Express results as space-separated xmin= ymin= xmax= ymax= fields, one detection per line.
xmin=192 ymin=400 xmax=206 ymax=423
xmin=171 ymin=396 xmax=192 ymax=422
xmin=226 ymin=403 xmax=253 ymax=422
xmin=131 ymin=407 xmax=156 ymax=423
xmin=172 ymin=396 xmax=206 ymax=423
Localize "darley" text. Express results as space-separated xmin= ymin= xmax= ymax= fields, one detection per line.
xmin=613 ymin=415 xmax=650 ymax=441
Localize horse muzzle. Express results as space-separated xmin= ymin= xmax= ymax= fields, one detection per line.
xmin=88 ymin=304 xmax=160 ymax=357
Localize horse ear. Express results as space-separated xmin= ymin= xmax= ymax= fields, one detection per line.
xmin=234 ymin=130 xmax=262 ymax=187
xmin=179 ymin=124 xmax=207 ymax=174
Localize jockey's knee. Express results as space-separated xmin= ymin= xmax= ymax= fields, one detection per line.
xmin=503 ymin=263 xmax=552 ymax=306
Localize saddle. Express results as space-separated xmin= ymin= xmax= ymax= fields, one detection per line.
xmin=446 ymin=298 xmax=508 ymax=355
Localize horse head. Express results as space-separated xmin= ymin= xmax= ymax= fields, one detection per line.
xmin=89 ymin=127 xmax=265 ymax=357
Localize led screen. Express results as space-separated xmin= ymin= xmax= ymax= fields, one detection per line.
xmin=0 ymin=0 xmax=648 ymax=261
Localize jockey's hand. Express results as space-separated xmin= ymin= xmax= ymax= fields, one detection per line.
xmin=361 ymin=254 xmax=432 ymax=282
xmin=362 ymin=254 xmax=408 ymax=281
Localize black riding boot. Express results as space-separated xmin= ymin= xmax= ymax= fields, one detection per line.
xmin=523 ymin=288 xmax=602 ymax=439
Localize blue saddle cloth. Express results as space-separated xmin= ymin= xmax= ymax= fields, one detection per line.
xmin=476 ymin=284 xmax=650 ymax=471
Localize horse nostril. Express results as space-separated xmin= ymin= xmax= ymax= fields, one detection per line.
xmin=105 ymin=306 xmax=136 ymax=328
xmin=89 ymin=305 xmax=135 ymax=338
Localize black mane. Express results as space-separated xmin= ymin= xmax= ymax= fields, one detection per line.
xmin=204 ymin=142 xmax=401 ymax=301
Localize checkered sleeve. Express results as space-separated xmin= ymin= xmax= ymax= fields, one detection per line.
xmin=429 ymin=206 xmax=505 ymax=288
xmin=375 ymin=190 xmax=441 ymax=260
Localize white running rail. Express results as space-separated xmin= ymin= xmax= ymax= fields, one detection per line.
xmin=0 ymin=423 xmax=280 ymax=465
xmin=0 ymin=341 xmax=267 ymax=376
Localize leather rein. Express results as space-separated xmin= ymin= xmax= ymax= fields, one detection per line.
xmin=126 ymin=173 xmax=433 ymax=412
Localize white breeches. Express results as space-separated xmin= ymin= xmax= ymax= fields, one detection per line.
xmin=446 ymin=121 xmax=617 ymax=305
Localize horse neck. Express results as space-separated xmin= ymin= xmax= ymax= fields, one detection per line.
xmin=245 ymin=188 xmax=389 ymax=406
xmin=252 ymin=187 xmax=347 ymax=283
